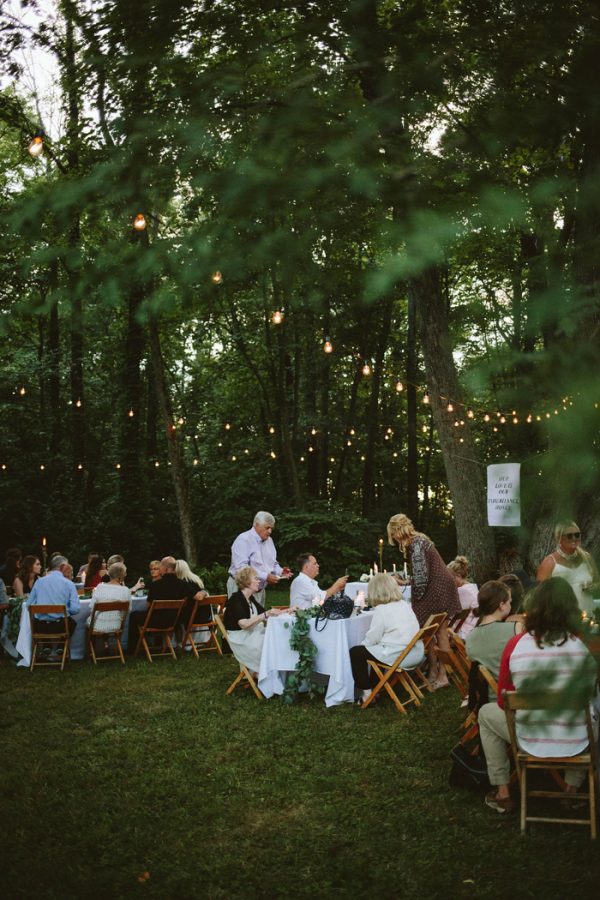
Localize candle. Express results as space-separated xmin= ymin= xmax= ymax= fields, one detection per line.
xmin=403 ymin=562 xmax=408 ymax=579
xmin=369 ymin=567 xmax=373 ymax=577
xmin=378 ymin=537 xmax=384 ymax=571
xmin=42 ymin=536 xmax=47 ymax=547
xmin=374 ymin=563 xmax=378 ymax=574
xmin=393 ymin=563 xmax=397 ymax=573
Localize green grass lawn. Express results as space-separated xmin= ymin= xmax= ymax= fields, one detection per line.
xmin=2 ymin=651 xmax=599 ymax=900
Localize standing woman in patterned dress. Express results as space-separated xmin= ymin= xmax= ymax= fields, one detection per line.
xmin=387 ymin=513 xmax=461 ymax=689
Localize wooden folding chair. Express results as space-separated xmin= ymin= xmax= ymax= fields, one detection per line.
xmin=410 ymin=617 xmax=443 ymax=694
xmin=134 ymin=599 xmax=185 ymax=662
xmin=88 ymin=600 xmax=130 ymax=665
xmin=435 ymin=646 xmax=471 ymax=700
xmin=361 ymin=624 xmax=438 ymax=713
xmin=29 ymin=604 xmax=70 ymax=671
xmin=181 ymin=594 xmax=226 ymax=657
xmin=504 ymin=690 xmax=598 ymax=838
xmin=213 ymin=614 xmax=263 ymax=699
xmin=448 ymin=608 xmax=471 ymax=634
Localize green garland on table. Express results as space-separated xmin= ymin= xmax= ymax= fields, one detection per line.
xmin=6 ymin=597 xmax=24 ymax=644
xmin=281 ymin=607 xmax=325 ymax=704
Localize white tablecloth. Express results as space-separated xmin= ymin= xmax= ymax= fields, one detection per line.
xmin=16 ymin=595 xmax=149 ymax=667
xmin=344 ymin=581 xmax=411 ymax=601
xmin=258 ymin=610 xmax=374 ymax=707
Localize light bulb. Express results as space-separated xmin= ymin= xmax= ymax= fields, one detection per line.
xmin=128 ymin=408 xmax=134 ymax=417
xmin=423 ymin=392 xmax=430 ymax=404
xmin=446 ymin=401 xmax=454 ymax=413
xmin=361 ymin=361 xmax=371 ymax=376
xmin=75 ymin=398 xmax=82 ymax=408
xmin=323 ymin=337 xmax=333 ymax=353
xmin=116 ymin=463 xmax=121 ymax=470
xmin=225 ymin=423 xmax=231 ymax=430
xmin=467 ymin=408 xmax=474 ymax=419
xmin=211 ymin=271 xmax=222 ymax=284
xmin=271 ymin=309 xmax=284 ymax=325
xmin=269 ymin=426 xmax=275 ymax=434
xmin=483 ymin=413 xmax=490 ymax=422
xmin=395 ymin=380 xmax=404 ymax=392
xmin=28 ymin=136 xmax=43 ymax=157
xmin=133 ymin=214 xmax=147 ymax=231
xmin=19 ymin=386 xmax=26 ymax=396
xmin=178 ymin=417 xmax=184 ymax=425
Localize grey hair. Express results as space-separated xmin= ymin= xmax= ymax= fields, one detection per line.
xmin=108 ymin=562 xmax=126 ymax=581
xmin=253 ymin=511 xmax=275 ymax=527
xmin=50 ymin=555 xmax=68 ymax=570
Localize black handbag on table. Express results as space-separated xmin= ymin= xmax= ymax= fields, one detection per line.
xmin=315 ymin=591 xmax=354 ymax=631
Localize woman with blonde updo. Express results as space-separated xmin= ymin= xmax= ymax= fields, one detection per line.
xmin=537 ymin=520 xmax=599 ymax=614
xmin=387 ymin=514 xmax=460 ymax=688
xmin=447 ymin=555 xmax=478 ymax=637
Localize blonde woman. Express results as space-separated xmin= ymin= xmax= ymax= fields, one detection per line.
xmin=223 ymin=566 xmax=283 ymax=673
xmin=175 ymin=559 xmax=207 ymax=638
xmin=350 ymin=573 xmax=424 ymax=704
xmin=387 ymin=514 xmax=460 ymax=688
xmin=447 ymin=555 xmax=478 ymax=637
xmin=537 ymin=521 xmax=599 ymax=614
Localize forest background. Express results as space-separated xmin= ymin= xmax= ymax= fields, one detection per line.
xmin=0 ymin=0 xmax=599 ymax=586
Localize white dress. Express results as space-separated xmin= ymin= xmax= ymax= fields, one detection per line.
xmin=552 ymin=559 xmax=594 ymax=614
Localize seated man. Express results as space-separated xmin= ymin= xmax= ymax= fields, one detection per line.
xmin=26 ymin=555 xmax=80 ymax=638
xmin=290 ymin=553 xmax=348 ymax=610
xmin=127 ymin=556 xmax=206 ymax=653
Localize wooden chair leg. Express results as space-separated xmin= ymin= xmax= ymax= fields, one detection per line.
xmin=246 ymin=669 xmax=263 ymax=700
xmin=589 ymin=768 xmax=597 ymax=840
xmin=90 ymin=638 xmax=97 ymax=665
xmin=520 ymin=767 xmax=527 ymax=835
xmin=116 ymin=636 xmax=125 ymax=665
xmin=142 ymin=636 xmax=153 ymax=663
xmin=227 ymin=670 xmax=245 ymax=695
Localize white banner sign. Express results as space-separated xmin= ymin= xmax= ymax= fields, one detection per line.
xmin=487 ymin=463 xmax=521 ymax=527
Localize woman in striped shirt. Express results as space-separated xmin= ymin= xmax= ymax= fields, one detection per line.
xmin=478 ymin=578 xmax=597 ymax=813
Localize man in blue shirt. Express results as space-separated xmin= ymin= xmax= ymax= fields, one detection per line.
xmin=27 ymin=555 xmax=80 ymax=636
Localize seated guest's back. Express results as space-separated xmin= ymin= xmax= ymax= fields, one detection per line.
xmin=350 ymin=573 xmax=424 ymax=704
xmin=88 ymin=562 xmax=132 ymax=633
xmin=465 ymin=580 xmax=524 ymax=680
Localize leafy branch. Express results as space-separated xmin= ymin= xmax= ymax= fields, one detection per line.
xmin=281 ymin=607 xmax=324 ymax=704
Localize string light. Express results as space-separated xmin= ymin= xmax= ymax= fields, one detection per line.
xmin=133 ymin=214 xmax=147 ymax=231
xmin=39 ymin=464 xmax=45 ymax=471
xmin=178 ymin=417 xmax=184 ymax=425
xmin=323 ymin=336 xmax=333 ymax=353
xmin=446 ymin=401 xmax=454 ymax=413
xmin=395 ymin=380 xmax=404 ymax=392
xmin=115 ymin=463 xmax=121 ymax=470
xmin=193 ymin=458 xmax=199 ymax=465
xmin=28 ymin=135 xmax=44 ymax=157
xmin=77 ymin=463 xmax=83 ymax=470
xmin=18 ymin=386 xmax=26 ymax=396
xmin=350 ymin=428 xmax=355 ymax=436
xmin=422 ymin=425 xmax=427 ymax=433
xmin=270 ymin=451 xmax=277 ymax=459
xmin=1 ymin=464 xmax=6 ymax=471
xmin=75 ymin=398 xmax=82 ymax=408
xmin=467 ymin=408 xmax=474 ymax=419
xmin=423 ymin=392 xmax=430 ymax=404
xmin=311 ymin=427 xmax=317 ymax=435
xmin=224 ymin=423 xmax=231 ymax=430
xmin=500 ymin=416 xmax=506 ymax=424
xmin=483 ymin=413 xmax=490 ymax=422
xmin=154 ymin=461 xmax=160 ymax=467
xmin=269 ymin=425 xmax=275 ymax=434
xmin=361 ymin=361 xmax=371 ymax=376
xmin=211 ymin=271 xmax=222 ymax=284
xmin=128 ymin=408 xmax=135 ymax=417
xmin=271 ymin=309 xmax=284 ymax=325
xmin=231 ymin=455 xmax=237 ymax=462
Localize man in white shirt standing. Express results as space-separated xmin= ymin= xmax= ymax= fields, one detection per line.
xmin=227 ymin=511 xmax=291 ymax=605
xmin=290 ymin=553 xmax=349 ymax=610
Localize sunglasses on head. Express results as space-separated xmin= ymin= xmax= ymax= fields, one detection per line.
xmin=563 ymin=531 xmax=581 ymax=540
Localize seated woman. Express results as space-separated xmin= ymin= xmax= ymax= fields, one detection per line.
xmin=13 ymin=555 xmax=42 ymax=597
xmin=87 ymin=562 xmax=132 ymax=643
xmin=149 ymin=560 xmax=162 ymax=582
xmin=498 ymin=573 xmax=525 ymax=616
xmin=479 ymin=578 xmax=597 ymax=813
xmin=350 ymin=573 xmax=424 ymax=705
xmin=223 ymin=566 xmax=283 ymax=673
xmin=175 ymin=558 xmax=208 ymax=643
xmin=447 ymin=555 xmax=478 ymax=638
xmin=85 ymin=555 xmax=108 ymax=590
xmin=465 ymin=581 xmax=525 ymax=683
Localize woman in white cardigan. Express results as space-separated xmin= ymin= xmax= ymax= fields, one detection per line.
xmin=350 ymin=573 xmax=424 ymax=704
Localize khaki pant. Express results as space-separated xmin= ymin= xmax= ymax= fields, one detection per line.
xmin=478 ymin=702 xmax=585 ymax=788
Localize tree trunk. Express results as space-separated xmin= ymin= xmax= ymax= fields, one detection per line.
xmin=361 ymin=299 xmax=393 ymax=517
xmin=148 ymin=315 xmax=199 ymax=566
xmin=412 ymin=266 xmax=497 ymax=582
xmin=406 ymin=287 xmax=419 ymax=522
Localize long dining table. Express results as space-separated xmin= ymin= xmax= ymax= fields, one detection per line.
xmin=258 ymin=609 xmax=375 ymax=707
xmin=16 ymin=594 xmax=149 ymax=667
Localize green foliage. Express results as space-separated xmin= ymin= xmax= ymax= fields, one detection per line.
xmin=281 ymin=606 xmax=324 ymax=704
